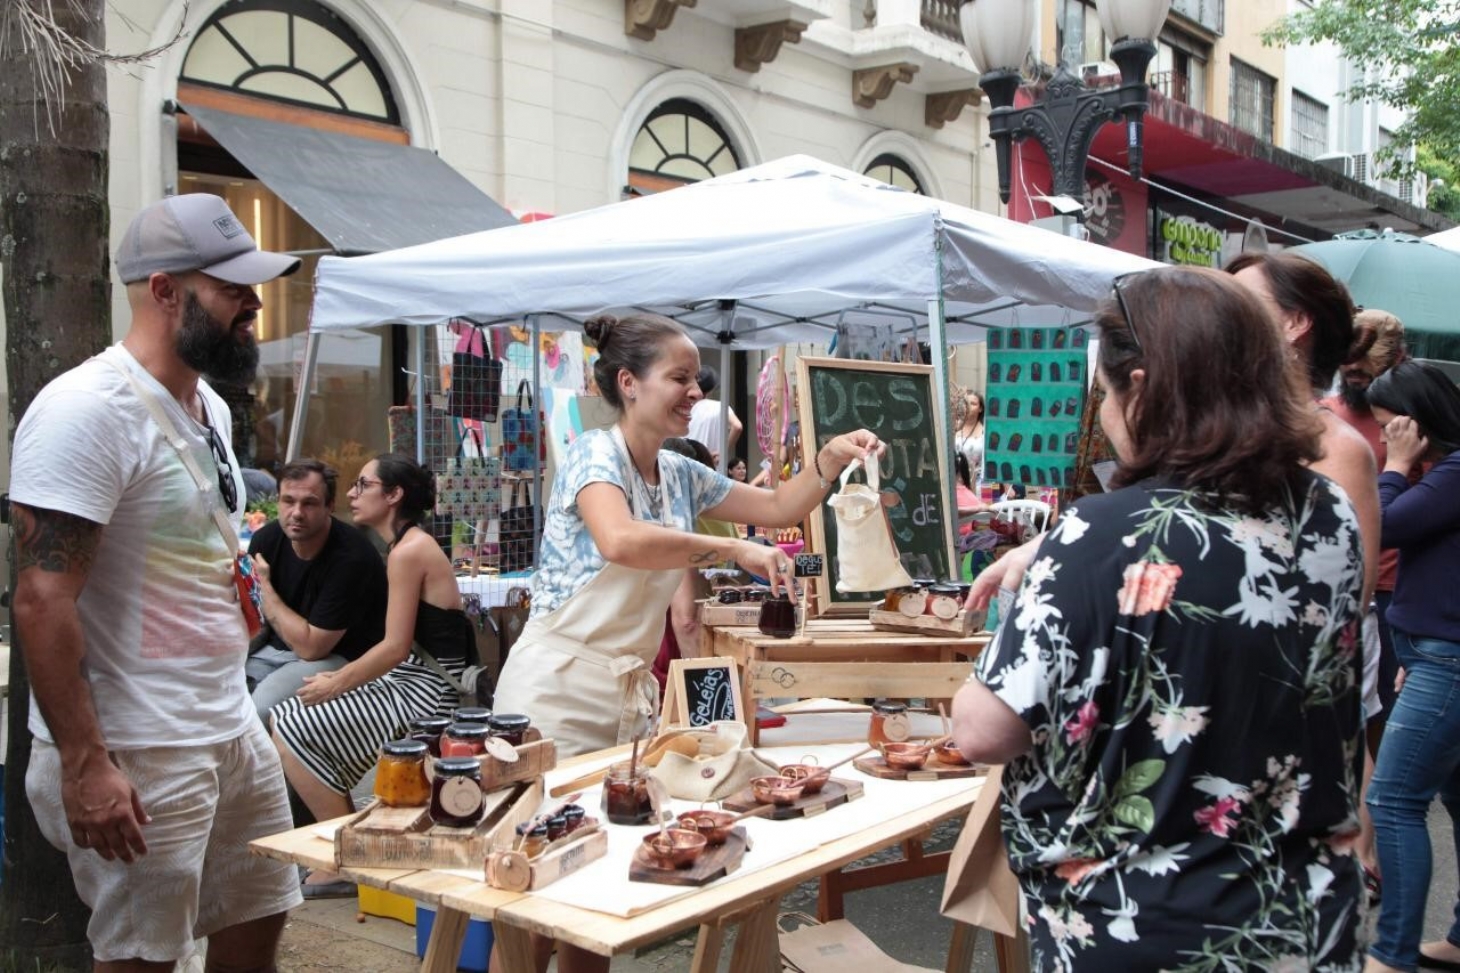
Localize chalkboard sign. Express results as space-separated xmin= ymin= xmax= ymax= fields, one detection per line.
xmin=797 ymin=357 xmax=956 ymax=615
xmin=663 ymin=658 xmax=744 ymax=728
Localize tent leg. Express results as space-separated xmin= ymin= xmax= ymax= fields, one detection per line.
xmin=414 ymin=326 xmax=428 ymax=466
xmin=285 ymin=331 xmax=321 ymax=463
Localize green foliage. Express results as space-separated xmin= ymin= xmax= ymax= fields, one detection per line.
xmin=1417 ymin=144 xmax=1460 ymax=219
xmin=1264 ymin=0 xmax=1460 ymax=182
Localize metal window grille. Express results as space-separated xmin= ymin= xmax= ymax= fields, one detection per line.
xmin=1290 ymin=90 xmax=1329 ymax=159
xmin=1229 ymin=59 xmax=1274 ymax=141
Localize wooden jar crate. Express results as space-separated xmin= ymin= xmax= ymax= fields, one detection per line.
xmin=478 ymin=736 xmax=556 ymax=792
xmin=867 ymin=607 xmax=986 ymax=637
xmin=336 ymin=778 xmax=544 ymax=871
xmin=485 ymin=825 xmax=608 ymax=891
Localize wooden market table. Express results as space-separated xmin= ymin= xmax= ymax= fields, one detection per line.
xmin=706 ymin=617 xmax=991 ymax=744
xmin=251 ymin=742 xmax=1028 ymax=973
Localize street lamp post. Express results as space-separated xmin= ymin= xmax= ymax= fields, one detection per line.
xmin=959 ymin=0 xmax=1171 ymax=210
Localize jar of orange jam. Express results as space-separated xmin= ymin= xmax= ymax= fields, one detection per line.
xmin=868 ymin=701 xmax=912 ymax=747
xmin=373 ymin=739 xmax=431 ymax=807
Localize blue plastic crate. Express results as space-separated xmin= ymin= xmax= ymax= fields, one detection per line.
xmin=416 ymin=904 xmax=492 ymax=973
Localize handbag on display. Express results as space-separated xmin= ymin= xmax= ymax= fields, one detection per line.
xmin=826 ymin=453 xmax=914 ymax=593
xmin=387 ymin=403 xmax=457 ymax=472
xmin=434 ymin=430 xmax=502 ymax=523
xmin=446 ymin=321 xmax=504 ymax=421
xmin=501 ymin=380 xmax=545 ymax=472
xmin=648 ymin=722 xmax=778 ymax=803
xmin=499 ymin=479 xmax=539 ymax=573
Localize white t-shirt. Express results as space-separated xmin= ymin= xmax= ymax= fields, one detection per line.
xmin=9 ymin=344 xmax=254 ymax=748
xmin=688 ymin=398 xmax=733 ymax=454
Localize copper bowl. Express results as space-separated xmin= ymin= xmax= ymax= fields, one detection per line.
xmin=881 ymin=742 xmax=932 ymax=771
xmin=779 ymin=764 xmax=830 ymax=795
xmin=934 ymin=740 xmax=970 ymax=766
xmin=750 ymin=775 xmax=806 ymax=806
xmin=677 ymin=810 xmax=738 ymax=846
xmin=641 ymin=828 xmax=708 ymax=869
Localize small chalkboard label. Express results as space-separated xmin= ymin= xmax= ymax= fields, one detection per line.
xmin=662 ymin=658 xmax=744 ymax=728
xmin=794 ymin=553 xmax=824 ymax=578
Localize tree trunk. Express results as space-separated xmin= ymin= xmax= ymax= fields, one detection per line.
xmin=1 ymin=0 xmax=112 ymax=966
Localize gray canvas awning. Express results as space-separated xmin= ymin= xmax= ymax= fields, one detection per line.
xmin=180 ymin=101 xmax=518 ymax=255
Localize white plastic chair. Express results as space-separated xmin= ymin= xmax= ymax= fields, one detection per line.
xmin=988 ymin=499 xmax=1052 ymax=537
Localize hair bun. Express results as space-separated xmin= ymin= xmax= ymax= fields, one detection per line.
xmin=583 ymin=314 xmax=619 ymax=349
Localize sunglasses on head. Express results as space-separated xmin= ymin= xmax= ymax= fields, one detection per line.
xmin=1111 ymin=270 xmax=1147 ymax=355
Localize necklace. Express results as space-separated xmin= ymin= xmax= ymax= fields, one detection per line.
xmin=621 ymin=438 xmax=662 ymax=507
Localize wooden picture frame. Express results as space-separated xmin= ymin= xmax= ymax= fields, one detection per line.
xmin=797 ymin=357 xmax=957 ymax=616
xmin=661 ymin=657 xmax=744 ymax=728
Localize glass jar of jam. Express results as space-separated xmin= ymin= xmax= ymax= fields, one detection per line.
xmin=487 ymin=713 xmax=532 ymax=747
xmin=601 ymin=762 xmax=654 ymax=825
xmin=514 ymin=821 xmax=547 ymax=857
xmin=868 ymin=701 xmax=912 ymax=747
xmin=563 ymin=804 xmax=586 ymax=833
xmin=741 ymin=587 xmax=769 ymax=604
xmin=430 ymin=757 xmax=484 ymax=826
xmin=546 ymin=815 xmax=567 ymax=841
xmin=409 ymin=716 xmax=452 ymax=758
xmin=927 ymin=583 xmax=962 ymax=620
xmin=440 ymin=722 xmax=490 ymax=757
xmin=453 ymin=706 xmax=492 ymax=724
xmin=758 ymin=595 xmax=797 ymax=639
xmin=373 ymin=739 xmax=431 ymax=807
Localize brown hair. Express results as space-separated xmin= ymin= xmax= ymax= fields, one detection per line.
xmin=1100 ymin=266 xmax=1323 ymax=513
xmin=1344 ymin=308 xmax=1408 ymax=374
xmin=583 ymin=313 xmax=686 ymax=410
xmin=278 ymin=458 xmax=338 ymax=506
xmin=1224 ymin=251 xmax=1358 ymax=392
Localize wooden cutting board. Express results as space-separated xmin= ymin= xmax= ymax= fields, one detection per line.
xmin=853 ymin=754 xmax=987 ymax=781
xmin=628 ymin=827 xmax=748 ymax=886
xmin=720 ymin=777 xmax=864 ymax=820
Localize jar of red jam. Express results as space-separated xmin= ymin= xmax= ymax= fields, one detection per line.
xmin=758 ymin=595 xmax=796 ymax=639
xmin=409 ymin=716 xmax=452 ymax=758
xmin=546 ymin=815 xmax=567 ymax=841
xmin=562 ymin=804 xmax=586 ymax=833
xmin=868 ymin=701 xmax=911 ymax=747
xmin=601 ymin=762 xmax=654 ymax=825
xmin=430 ymin=757 xmax=484 ymax=827
xmin=487 ymin=713 xmax=532 ymax=747
xmin=440 ymin=722 xmax=490 ymax=757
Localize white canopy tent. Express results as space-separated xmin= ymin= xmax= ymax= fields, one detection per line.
xmin=1429 ymin=226 xmax=1460 ymax=254
xmin=291 ymin=155 xmax=1158 ymax=523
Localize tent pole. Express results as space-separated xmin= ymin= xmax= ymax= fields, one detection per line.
xmin=530 ymin=314 xmax=543 ymax=563
xmin=717 ymin=302 xmax=734 ymax=474
xmin=414 ymin=326 xmax=427 ymax=466
xmin=285 ymin=331 xmax=321 ymax=463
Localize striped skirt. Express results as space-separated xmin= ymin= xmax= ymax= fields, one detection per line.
xmin=272 ymin=652 xmax=464 ymax=796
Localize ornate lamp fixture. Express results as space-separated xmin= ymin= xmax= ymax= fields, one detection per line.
xmin=960 ymin=0 xmax=1171 ymax=208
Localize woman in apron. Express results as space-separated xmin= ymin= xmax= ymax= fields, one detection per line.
xmin=493 ymin=312 xmax=879 ymax=759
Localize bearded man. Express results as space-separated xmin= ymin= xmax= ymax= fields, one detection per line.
xmin=9 ymin=194 xmax=304 ymax=972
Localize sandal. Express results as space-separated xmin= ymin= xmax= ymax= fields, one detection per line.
xmin=1362 ymin=866 xmax=1381 ymax=907
xmin=300 ymin=873 xmax=357 ymax=900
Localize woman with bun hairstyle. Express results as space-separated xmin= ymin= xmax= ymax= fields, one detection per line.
xmin=272 ymin=453 xmax=472 ymax=896
xmin=492 ymin=313 xmax=881 ymax=757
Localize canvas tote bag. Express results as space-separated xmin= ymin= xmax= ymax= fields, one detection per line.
xmin=939 ymin=765 xmax=1021 ymax=936
xmin=826 ymin=453 xmax=913 ymax=592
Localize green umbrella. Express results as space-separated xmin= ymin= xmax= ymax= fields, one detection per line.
xmin=1291 ymin=229 xmax=1460 ymax=362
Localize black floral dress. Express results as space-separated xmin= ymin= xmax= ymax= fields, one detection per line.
xmin=976 ymin=474 xmax=1367 ymax=972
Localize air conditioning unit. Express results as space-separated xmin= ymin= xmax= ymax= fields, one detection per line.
xmin=1352 ymin=151 xmax=1372 ymax=185
xmin=1315 ymin=152 xmax=1355 ymax=178
xmin=1080 ymin=61 xmax=1119 ymax=82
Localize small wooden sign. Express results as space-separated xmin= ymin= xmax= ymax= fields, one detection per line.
xmin=794 ymin=553 xmax=824 ymax=578
xmin=661 ymin=657 xmax=744 ymax=727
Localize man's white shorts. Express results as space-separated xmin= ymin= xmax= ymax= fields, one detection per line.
xmin=27 ymin=720 xmax=304 ymax=963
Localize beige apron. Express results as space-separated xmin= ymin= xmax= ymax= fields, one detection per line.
xmin=491 ymin=427 xmax=684 ymax=757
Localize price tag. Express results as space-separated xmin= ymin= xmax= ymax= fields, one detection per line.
xmin=794 ymin=553 xmax=824 ymax=578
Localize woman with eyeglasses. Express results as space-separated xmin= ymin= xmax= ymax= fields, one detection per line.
xmin=1358 ymin=361 xmax=1460 ymax=973
xmin=271 ymin=453 xmax=472 ymax=897
xmin=951 ymin=267 xmax=1366 ymax=970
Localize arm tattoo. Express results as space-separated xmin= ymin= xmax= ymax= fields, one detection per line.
xmin=688 ymin=549 xmax=720 ymax=565
xmin=12 ymin=504 xmax=102 ymax=576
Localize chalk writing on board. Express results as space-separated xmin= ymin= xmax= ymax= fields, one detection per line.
xmin=686 ymin=665 xmax=736 ymax=726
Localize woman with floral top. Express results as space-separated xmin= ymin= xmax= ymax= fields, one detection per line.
xmin=1362 ymin=361 xmax=1460 ymax=973
xmin=952 ymin=266 xmax=1367 ymax=971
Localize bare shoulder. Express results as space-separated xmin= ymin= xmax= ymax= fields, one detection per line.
xmin=1314 ymin=412 xmax=1378 ymax=480
xmin=11 ymin=503 xmax=103 ymax=577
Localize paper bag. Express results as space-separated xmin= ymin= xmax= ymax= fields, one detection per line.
xmin=779 ymin=914 xmax=938 ymax=973
xmin=826 ymin=454 xmax=913 ymax=593
xmin=939 ymin=766 xmax=1021 ymax=937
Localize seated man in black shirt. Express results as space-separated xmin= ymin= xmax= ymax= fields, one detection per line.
xmin=247 ymin=459 xmax=388 ymax=720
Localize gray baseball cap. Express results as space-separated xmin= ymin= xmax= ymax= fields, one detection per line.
xmin=116 ymin=194 xmax=301 ymax=285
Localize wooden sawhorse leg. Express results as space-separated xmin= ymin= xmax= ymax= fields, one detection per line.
xmin=419 ymin=905 xmax=470 ymax=973
xmin=945 ymin=922 xmax=1031 ymax=973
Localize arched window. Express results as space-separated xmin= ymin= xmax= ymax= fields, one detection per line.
xmin=864 ymin=153 xmax=924 ymax=194
xmin=181 ymin=0 xmax=398 ymax=123
xmin=628 ymin=98 xmax=741 ymax=194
